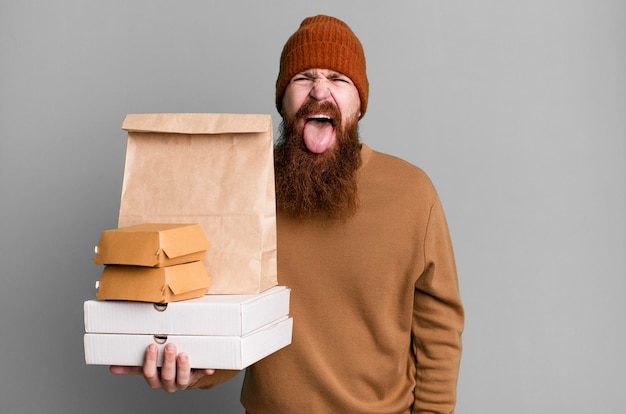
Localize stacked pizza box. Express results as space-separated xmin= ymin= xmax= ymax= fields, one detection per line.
xmin=83 ymin=223 xmax=292 ymax=370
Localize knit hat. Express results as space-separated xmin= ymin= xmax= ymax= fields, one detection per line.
xmin=276 ymin=15 xmax=369 ymax=119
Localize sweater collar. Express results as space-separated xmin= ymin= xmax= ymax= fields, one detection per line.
xmin=359 ymin=142 xmax=373 ymax=170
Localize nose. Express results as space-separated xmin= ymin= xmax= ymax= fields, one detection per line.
xmin=309 ymin=78 xmax=331 ymax=101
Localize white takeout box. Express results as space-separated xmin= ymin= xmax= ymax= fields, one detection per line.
xmin=83 ymin=286 xmax=292 ymax=369
xmin=84 ymin=286 xmax=290 ymax=336
xmin=84 ymin=317 xmax=292 ymax=370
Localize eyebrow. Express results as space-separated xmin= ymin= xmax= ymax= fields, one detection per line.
xmin=297 ymin=70 xmax=317 ymax=78
xmin=298 ymin=70 xmax=344 ymax=78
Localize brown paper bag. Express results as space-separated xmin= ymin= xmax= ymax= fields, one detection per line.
xmin=117 ymin=113 xmax=277 ymax=294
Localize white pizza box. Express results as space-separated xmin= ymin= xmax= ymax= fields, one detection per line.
xmin=84 ymin=316 xmax=292 ymax=370
xmin=84 ymin=286 xmax=290 ymax=336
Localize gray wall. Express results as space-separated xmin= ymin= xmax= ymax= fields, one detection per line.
xmin=1 ymin=1 xmax=624 ymax=413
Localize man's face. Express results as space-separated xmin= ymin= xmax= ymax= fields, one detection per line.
xmin=281 ymin=68 xmax=361 ymax=154
xmin=274 ymin=68 xmax=362 ymax=221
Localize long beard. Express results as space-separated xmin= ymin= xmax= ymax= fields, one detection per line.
xmin=274 ymin=103 xmax=362 ymax=221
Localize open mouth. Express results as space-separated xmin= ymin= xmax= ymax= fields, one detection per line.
xmin=305 ymin=114 xmax=335 ymax=127
xmin=303 ymin=114 xmax=336 ymax=154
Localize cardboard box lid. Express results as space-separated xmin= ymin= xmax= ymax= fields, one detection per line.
xmin=93 ymin=223 xmax=209 ymax=267
xmin=122 ymin=113 xmax=271 ymax=135
xmin=95 ymin=261 xmax=210 ymax=303
xmin=85 ymin=285 xmax=290 ymax=336
xmin=84 ymin=316 xmax=293 ymax=370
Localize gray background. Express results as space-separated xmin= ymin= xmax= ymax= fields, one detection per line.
xmin=1 ymin=1 xmax=624 ymax=413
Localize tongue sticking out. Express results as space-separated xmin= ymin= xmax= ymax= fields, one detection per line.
xmin=304 ymin=120 xmax=335 ymax=154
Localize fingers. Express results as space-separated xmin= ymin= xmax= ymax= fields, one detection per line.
xmin=142 ymin=343 xmax=162 ymax=389
xmin=142 ymin=343 xmax=192 ymax=392
xmin=112 ymin=343 xmax=214 ymax=392
xmin=173 ymin=357 xmax=216 ymax=389
xmin=159 ymin=343 xmax=179 ymax=392
xmin=175 ymin=353 xmax=191 ymax=389
xmin=109 ymin=365 xmax=143 ymax=375
xmin=189 ymin=368 xmax=216 ymax=388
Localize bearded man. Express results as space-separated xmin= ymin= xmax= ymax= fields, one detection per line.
xmin=112 ymin=15 xmax=464 ymax=414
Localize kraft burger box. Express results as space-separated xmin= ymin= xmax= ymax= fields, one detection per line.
xmin=92 ymin=223 xmax=211 ymax=303
xmin=118 ymin=113 xmax=277 ymax=294
xmin=93 ymin=223 xmax=210 ymax=268
xmin=95 ymin=261 xmax=211 ymax=303
xmin=84 ymin=287 xmax=292 ymax=369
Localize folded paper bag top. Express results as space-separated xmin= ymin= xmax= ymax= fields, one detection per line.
xmin=121 ymin=112 xmax=271 ymax=135
xmin=93 ymin=223 xmax=210 ymax=268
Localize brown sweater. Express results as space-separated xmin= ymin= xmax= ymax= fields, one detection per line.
xmin=192 ymin=144 xmax=464 ymax=413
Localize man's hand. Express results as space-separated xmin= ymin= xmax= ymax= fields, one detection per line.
xmin=110 ymin=343 xmax=215 ymax=392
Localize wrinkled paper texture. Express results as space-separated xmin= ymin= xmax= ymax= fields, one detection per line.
xmin=118 ymin=113 xmax=277 ymax=294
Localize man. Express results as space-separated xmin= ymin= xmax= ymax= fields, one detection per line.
xmin=111 ymin=15 xmax=464 ymax=413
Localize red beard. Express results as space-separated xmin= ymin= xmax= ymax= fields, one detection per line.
xmin=274 ymin=101 xmax=362 ymax=221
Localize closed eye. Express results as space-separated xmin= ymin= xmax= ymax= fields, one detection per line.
xmin=331 ymin=76 xmax=352 ymax=84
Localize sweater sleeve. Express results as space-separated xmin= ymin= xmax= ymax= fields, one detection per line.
xmin=187 ymin=369 xmax=241 ymax=390
xmin=412 ymin=197 xmax=464 ymax=414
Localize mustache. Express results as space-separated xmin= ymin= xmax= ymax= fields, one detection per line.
xmin=294 ymin=101 xmax=342 ymax=124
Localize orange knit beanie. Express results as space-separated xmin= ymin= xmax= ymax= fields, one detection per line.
xmin=276 ymin=15 xmax=369 ymax=119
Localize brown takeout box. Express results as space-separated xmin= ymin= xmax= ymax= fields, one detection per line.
xmin=95 ymin=261 xmax=210 ymax=303
xmin=93 ymin=223 xmax=210 ymax=268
